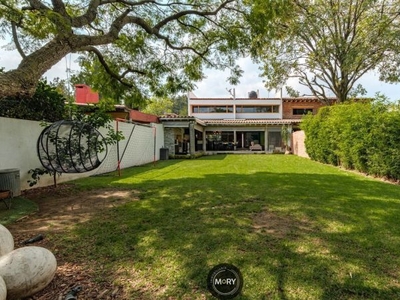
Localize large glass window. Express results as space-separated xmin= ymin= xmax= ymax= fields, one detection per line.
xmin=236 ymin=105 xmax=279 ymax=113
xmin=192 ymin=106 xmax=234 ymax=113
xmin=206 ymin=131 xmax=235 ymax=150
xmin=293 ymin=108 xmax=313 ymax=115
xmin=268 ymin=132 xmax=282 ymax=151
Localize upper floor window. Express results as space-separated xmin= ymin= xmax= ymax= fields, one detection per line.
xmin=192 ymin=106 xmax=233 ymax=113
xmin=236 ymin=105 xmax=279 ymax=113
xmin=293 ymin=108 xmax=313 ymax=115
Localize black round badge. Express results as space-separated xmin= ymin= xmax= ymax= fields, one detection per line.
xmin=207 ymin=264 xmax=243 ymax=299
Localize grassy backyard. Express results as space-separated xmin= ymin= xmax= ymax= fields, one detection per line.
xmin=47 ymin=155 xmax=400 ymax=299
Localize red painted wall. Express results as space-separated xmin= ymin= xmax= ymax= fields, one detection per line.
xmin=129 ymin=110 xmax=159 ymax=123
xmin=75 ymin=84 xmax=99 ymax=104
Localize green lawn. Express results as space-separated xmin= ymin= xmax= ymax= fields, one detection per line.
xmin=52 ymin=155 xmax=400 ymax=299
xmin=0 ymin=197 xmax=38 ymax=225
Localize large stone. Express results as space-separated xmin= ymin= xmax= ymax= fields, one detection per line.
xmin=0 ymin=246 xmax=57 ymax=300
xmin=0 ymin=225 xmax=13 ymax=256
xmin=0 ymin=276 xmax=6 ymax=300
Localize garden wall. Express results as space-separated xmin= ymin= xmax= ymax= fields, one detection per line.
xmin=292 ymin=130 xmax=309 ymax=158
xmin=0 ymin=117 xmax=164 ymax=191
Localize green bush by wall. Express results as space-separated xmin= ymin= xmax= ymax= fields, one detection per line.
xmin=301 ymin=98 xmax=400 ymax=181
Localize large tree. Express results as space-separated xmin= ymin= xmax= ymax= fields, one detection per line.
xmin=0 ymin=0 xmax=249 ymax=100
xmin=249 ymin=0 xmax=400 ymax=103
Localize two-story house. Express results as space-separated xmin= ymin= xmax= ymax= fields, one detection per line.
xmin=160 ymin=90 xmax=330 ymax=156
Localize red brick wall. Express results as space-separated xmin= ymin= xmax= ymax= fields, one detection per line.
xmin=282 ymin=100 xmax=324 ymax=119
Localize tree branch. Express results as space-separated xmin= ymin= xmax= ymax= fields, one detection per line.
xmin=122 ymin=15 xmax=209 ymax=57
xmin=99 ymin=0 xmax=202 ymax=8
xmin=154 ymin=0 xmax=234 ymax=30
xmin=79 ymin=46 xmax=146 ymax=88
xmin=26 ymin=0 xmax=50 ymax=11
xmin=11 ymin=22 xmax=26 ymax=59
xmin=100 ymin=0 xmax=155 ymax=5
xmin=51 ymin=0 xmax=69 ymax=18
xmin=71 ymin=0 xmax=101 ymax=28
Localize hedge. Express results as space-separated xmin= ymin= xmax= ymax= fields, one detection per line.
xmin=301 ymin=98 xmax=400 ymax=181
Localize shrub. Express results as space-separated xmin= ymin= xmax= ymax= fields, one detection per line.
xmin=0 ymin=80 xmax=65 ymax=122
xmin=301 ymin=98 xmax=400 ymax=181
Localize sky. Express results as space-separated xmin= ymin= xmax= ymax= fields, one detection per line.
xmin=193 ymin=57 xmax=400 ymax=100
xmin=1 ymin=44 xmax=399 ymax=101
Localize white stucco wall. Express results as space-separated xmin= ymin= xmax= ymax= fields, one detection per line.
xmin=0 ymin=117 xmax=164 ymax=191
xmin=292 ymin=130 xmax=309 ymax=158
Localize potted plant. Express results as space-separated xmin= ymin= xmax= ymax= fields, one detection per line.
xmin=281 ymin=125 xmax=292 ymax=154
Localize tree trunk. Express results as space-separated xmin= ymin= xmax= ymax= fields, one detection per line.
xmin=0 ymin=38 xmax=73 ymax=99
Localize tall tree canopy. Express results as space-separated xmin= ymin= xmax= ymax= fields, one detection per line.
xmin=249 ymin=0 xmax=400 ymax=103
xmin=0 ymin=0 xmax=249 ymax=100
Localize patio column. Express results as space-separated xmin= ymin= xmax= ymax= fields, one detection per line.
xmin=203 ymin=128 xmax=207 ymax=152
xmin=233 ymin=130 xmax=237 ymax=150
xmin=288 ymin=124 xmax=293 ymax=150
xmin=189 ymin=122 xmax=196 ymax=155
xmin=264 ymin=126 xmax=269 ymax=153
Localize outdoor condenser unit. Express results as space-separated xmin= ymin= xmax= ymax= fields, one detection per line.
xmin=0 ymin=169 xmax=21 ymax=196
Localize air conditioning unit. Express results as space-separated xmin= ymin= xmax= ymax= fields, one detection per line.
xmin=0 ymin=169 xmax=20 ymax=196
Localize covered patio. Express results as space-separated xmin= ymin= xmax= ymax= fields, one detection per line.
xmin=160 ymin=116 xmax=301 ymax=156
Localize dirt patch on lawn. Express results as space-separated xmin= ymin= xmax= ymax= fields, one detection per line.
xmin=252 ymin=210 xmax=313 ymax=238
xmin=5 ymin=184 xmax=139 ymax=300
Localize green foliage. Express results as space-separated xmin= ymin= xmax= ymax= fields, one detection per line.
xmin=142 ymin=97 xmax=173 ymax=116
xmin=63 ymin=1 xmax=251 ymax=107
xmin=1 ymin=1 xmax=252 ymax=100
xmin=302 ymin=98 xmax=400 ymax=180
xmin=0 ymin=197 xmax=37 ymax=225
xmin=67 ymin=104 xmax=125 ymax=147
xmin=285 ymin=86 xmax=300 ymax=98
xmin=49 ymin=77 xmax=74 ymax=103
xmin=28 ymin=103 xmax=124 ymax=185
xmin=281 ymin=124 xmax=290 ymax=149
xmin=171 ymin=94 xmax=188 ymax=115
xmin=0 ymin=79 xmax=65 ymax=121
xmin=249 ymin=0 xmax=400 ymax=103
xmin=27 ymin=168 xmax=60 ymax=187
xmin=302 ymin=107 xmax=338 ymax=165
xmin=70 ymin=58 xmax=142 ymax=108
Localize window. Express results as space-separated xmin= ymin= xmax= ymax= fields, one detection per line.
xmin=192 ymin=106 xmax=233 ymax=113
xmin=206 ymin=131 xmax=235 ymax=151
xmin=293 ymin=108 xmax=313 ymax=115
xmin=236 ymin=105 xmax=280 ymax=113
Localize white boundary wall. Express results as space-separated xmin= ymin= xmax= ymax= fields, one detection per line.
xmin=0 ymin=117 xmax=164 ymax=190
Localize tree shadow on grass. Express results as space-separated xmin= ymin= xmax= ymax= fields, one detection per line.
xmin=57 ymin=170 xmax=400 ymax=299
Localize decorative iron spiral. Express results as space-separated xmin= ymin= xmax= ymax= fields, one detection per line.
xmin=37 ymin=120 xmax=108 ymax=173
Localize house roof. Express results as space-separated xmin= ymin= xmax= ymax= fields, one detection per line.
xmin=201 ymin=119 xmax=302 ymax=126
xmin=129 ymin=110 xmax=159 ymax=123
xmin=282 ymin=97 xmax=334 ymax=103
xmin=187 ymin=96 xmax=334 ymax=102
xmin=159 ymin=115 xmax=302 ymax=127
xmin=159 ymin=115 xmax=206 ymax=126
